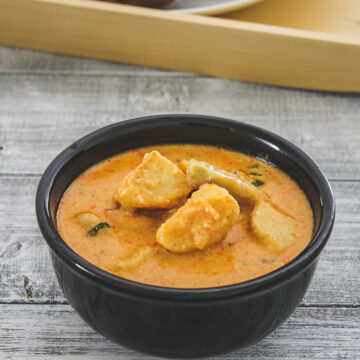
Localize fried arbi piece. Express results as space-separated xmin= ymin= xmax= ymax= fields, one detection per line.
xmin=114 ymin=151 xmax=193 ymax=210
xmin=76 ymin=212 xmax=101 ymax=229
xmin=76 ymin=212 xmax=115 ymax=238
xmin=77 ymin=213 xmax=155 ymax=271
xmin=185 ymin=159 xmax=260 ymax=205
xmin=251 ymin=202 xmax=296 ymax=252
xmin=156 ymin=184 xmax=240 ymax=253
xmin=185 ymin=159 xmax=294 ymax=217
xmin=114 ymin=246 xmax=156 ymax=272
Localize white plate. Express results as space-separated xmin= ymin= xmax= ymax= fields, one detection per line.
xmin=164 ymin=0 xmax=265 ymax=15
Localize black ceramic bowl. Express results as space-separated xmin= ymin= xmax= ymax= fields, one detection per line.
xmin=36 ymin=115 xmax=335 ymax=358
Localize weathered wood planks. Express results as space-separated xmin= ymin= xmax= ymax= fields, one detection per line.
xmin=0 ymin=45 xmax=359 ymax=359
xmin=0 ymin=46 xmax=174 ymax=75
xmin=0 ymin=73 xmax=359 ymax=178
xmin=0 ymin=304 xmax=359 ymax=359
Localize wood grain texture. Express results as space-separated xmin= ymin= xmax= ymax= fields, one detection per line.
xmin=0 ymin=45 xmax=359 ymax=359
xmin=224 ymin=0 xmax=360 ymax=39
xmin=0 ymin=0 xmax=359 ymax=91
xmin=0 ymin=73 xmax=359 ymax=178
xmin=0 ymin=176 xmax=359 ymax=306
xmin=0 ymin=304 xmax=359 ymax=359
xmin=0 ymin=46 xmax=177 ymax=75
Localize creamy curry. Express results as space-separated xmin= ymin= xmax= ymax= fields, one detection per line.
xmin=57 ymin=145 xmax=314 ymax=288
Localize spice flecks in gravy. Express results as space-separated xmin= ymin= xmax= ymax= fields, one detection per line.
xmin=57 ymin=145 xmax=313 ymax=288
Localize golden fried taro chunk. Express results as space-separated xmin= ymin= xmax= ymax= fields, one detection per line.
xmin=156 ymin=184 xmax=240 ymax=253
xmin=185 ymin=159 xmax=260 ymax=205
xmin=114 ymin=151 xmax=193 ymax=209
xmin=251 ymin=202 xmax=296 ymax=252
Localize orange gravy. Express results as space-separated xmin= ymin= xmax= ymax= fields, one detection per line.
xmin=57 ymin=145 xmax=314 ymax=288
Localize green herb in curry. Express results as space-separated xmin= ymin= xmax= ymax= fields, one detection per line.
xmin=88 ymin=222 xmax=110 ymax=237
xmin=251 ymin=179 xmax=264 ymax=187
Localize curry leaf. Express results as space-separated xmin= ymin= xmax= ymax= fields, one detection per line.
xmin=251 ymin=180 xmax=264 ymax=187
xmin=88 ymin=222 xmax=110 ymax=237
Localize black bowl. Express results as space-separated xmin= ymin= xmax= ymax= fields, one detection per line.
xmin=36 ymin=115 xmax=335 ymax=358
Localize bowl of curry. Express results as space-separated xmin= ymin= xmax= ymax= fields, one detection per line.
xmin=36 ymin=115 xmax=335 ymax=357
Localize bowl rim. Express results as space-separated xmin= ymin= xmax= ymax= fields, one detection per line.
xmin=36 ymin=114 xmax=335 ymax=301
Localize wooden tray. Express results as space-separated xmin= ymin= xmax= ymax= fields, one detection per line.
xmin=0 ymin=0 xmax=359 ymax=91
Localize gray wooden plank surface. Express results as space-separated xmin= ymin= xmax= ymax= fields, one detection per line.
xmin=0 ymin=45 xmax=359 ymax=359
xmin=0 ymin=304 xmax=359 ymax=359
xmin=0 ymin=73 xmax=359 ymax=179
xmin=0 ymin=176 xmax=358 ymax=306
xmin=0 ymin=46 xmax=176 ymax=75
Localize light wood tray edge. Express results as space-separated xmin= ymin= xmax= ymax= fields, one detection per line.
xmin=0 ymin=0 xmax=359 ymax=91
